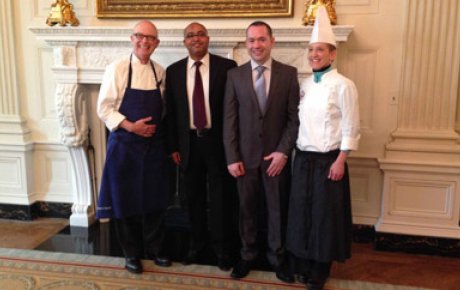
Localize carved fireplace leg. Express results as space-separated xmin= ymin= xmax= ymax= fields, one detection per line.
xmin=56 ymin=83 xmax=95 ymax=227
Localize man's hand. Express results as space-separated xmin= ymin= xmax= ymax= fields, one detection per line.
xmin=227 ymin=162 xmax=245 ymax=178
xmin=171 ymin=152 xmax=181 ymax=166
xmin=120 ymin=117 xmax=156 ymax=138
xmin=264 ymin=152 xmax=287 ymax=177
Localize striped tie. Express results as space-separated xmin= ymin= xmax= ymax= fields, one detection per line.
xmin=255 ymin=65 xmax=267 ymax=112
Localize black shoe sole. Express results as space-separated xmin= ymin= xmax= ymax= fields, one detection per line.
xmin=125 ymin=265 xmax=143 ymax=274
xmin=154 ymin=260 xmax=172 ymax=267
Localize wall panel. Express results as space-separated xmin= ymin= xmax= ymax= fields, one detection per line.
xmin=33 ymin=144 xmax=74 ymax=203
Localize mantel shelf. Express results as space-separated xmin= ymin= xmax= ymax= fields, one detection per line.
xmin=29 ymin=25 xmax=354 ymax=43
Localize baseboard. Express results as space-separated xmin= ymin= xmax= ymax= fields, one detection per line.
xmin=375 ymin=232 xmax=460 ymax=258
xmin=353 ymin=224 xmax=460 ymax=258
xmin=0 ymin=202 xmax=72 ymax=220
xmin=353 ymin=224 xmax=375 ymax=243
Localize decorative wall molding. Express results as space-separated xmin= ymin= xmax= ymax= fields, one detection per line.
xmin=0 ymin=150 xmax=34 ymax=205
xmin=348 ymin=157 xmax=382 ymax=225
xmin=33 ymin=144 xmax=75 ymax=202
xmin=336 ymin=0 xmax=379 ymax=14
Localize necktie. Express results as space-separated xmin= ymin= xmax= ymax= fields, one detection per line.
xmin=255 ymin=66 xmax=267 ymax=112
xmin=193 ymin=61 xmax=206 ymax=130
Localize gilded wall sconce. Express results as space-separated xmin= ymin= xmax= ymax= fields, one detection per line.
xmin=303 ymin=0 xmax=337 ymax=25
xmin=46 ymin=0 xmax=79 ymax=26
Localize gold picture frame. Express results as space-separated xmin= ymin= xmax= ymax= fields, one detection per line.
xmin=96 ymin=0 xmax=293 ymax=18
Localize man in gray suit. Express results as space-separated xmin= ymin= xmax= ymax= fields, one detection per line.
xmin=223 ymin=21 xmax=300 ymax=282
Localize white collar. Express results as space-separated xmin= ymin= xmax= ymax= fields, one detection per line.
xmin=250 ymin=58 xmax=272 ymax=71
xmin=187 ymin=53 xmax=210 ymax=70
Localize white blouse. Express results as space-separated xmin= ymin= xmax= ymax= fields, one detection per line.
xmin=296 ymin=69 xmax=360 ymax=152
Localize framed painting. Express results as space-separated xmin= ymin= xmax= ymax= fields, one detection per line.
xmin=96 ymin=0 xmax=293 ymax=18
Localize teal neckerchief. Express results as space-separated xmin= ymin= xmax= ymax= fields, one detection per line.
xmin=313 ymin=65 xmax=333 ymax=83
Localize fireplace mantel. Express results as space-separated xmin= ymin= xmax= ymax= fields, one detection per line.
xmin=30 ymin=26 xmax=353 ymax=43
xmin=30 ymin=25 xmax=353 ymax=227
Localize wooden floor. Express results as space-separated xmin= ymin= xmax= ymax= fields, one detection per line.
xmin=332 ymin=243 xmax=460 ymax=290
xmin=0 ymin=218 xmax=68 ymax=249
xmin=1 ymin=218 xmax=460 ymax=290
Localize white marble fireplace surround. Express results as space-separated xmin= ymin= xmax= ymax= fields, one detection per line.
xmin=30 ymin=26 xmax=353 ymax=227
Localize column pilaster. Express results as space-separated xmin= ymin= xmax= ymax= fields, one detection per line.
xmin=0 ymin=0 xmax=31 ymax=144
xmin=0 ymin=0 xmax=33 ymax=205
xmin=378 ymin=0 xmax=460 ymax=238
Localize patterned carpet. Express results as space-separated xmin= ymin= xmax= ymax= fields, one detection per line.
xmin=0 ymin=248 xmax=433 ymax=290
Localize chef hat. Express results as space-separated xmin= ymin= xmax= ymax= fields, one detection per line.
xmin=309 ymin=6 xmax=336 ymax=47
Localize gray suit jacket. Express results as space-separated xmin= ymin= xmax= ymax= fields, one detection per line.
xmin=223 ymin=59 xmax=300 ymax=169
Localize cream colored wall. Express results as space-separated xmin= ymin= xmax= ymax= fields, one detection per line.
xmin=2 ymin=1 xmax=426 ymax=227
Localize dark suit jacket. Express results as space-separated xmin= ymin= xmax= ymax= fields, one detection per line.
xmin=166 ymin=54 xmax=237 ymax=170
xmin=223 ymin=59 xmax=300 ymax=169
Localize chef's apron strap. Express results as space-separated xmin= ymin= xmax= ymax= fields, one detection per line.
xmin=150 ymin=60 xmax=161 ymax=88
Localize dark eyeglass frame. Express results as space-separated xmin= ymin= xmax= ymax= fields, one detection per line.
xmin=132 ymin=33 xmax=158 ymax=42
xmin=184 ymin=32 xmax=208 ymax=39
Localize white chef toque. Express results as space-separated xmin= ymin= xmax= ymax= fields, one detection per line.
xmin=309 ymin=5 xmax=336 ymax=47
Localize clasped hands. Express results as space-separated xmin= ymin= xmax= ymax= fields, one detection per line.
xmin=121 ymin=117 xmax=156 ymax=138
xmin=227 ymin=152 xmax=287 ymax=178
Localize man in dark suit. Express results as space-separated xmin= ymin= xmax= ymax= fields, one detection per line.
xmin=223 ymin=21 xmax=300 ymax=282
xmin=166 ymin=22 xmax=238 ymax=271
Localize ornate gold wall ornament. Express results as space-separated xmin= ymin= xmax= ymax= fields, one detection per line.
xmin=46 ymin=0 xmax=80 ymax=26
xmin=96 ymin=0 xmax=293 ymax=18
xmin=303 ymin=0 xmax=337 ymax=26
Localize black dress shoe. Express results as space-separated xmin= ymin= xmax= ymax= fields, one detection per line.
xmin=230 ymin=259 xmax=252 ymax=279
xmin=297 ymin=274 xmax=309 ymax=284
xmin=183 ymin=250 xmax=199 ymax=265
xmin=125 ymin=258 xmax=143 ymax=274
xmin=217 ymin=255 xmax=232 ymax=271
xmin=306 ymin=279 xmax=326 ymax=290
xmin=152 ymin=255 xmax=172 ymax=267
xmin=276 ymin=268 xmax=295 ymax=283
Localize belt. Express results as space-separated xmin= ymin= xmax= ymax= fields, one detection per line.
xmin=190 ymin=128 xmax=210 ymax=137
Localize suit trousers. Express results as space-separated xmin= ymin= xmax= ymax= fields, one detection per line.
xmin=183 ymin=132 xmax=237 ymax=256
xmin=237 ymin=161 xmax=290 ymax=267
xmin=113 ymin=210 xmax=166 ymax=259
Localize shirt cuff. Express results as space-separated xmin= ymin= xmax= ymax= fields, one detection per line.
xmin=340 ymin=137 xmax=359 ymax=151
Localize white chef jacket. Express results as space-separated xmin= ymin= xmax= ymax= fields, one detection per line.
xmin=97 ymin=54 xmax=166 ymax=132
xmin=296 ymin=69 xmax=360 ymax=152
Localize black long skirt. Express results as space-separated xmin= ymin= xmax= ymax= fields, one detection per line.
xmin=286 ymin=149 xmax=352 ymax=263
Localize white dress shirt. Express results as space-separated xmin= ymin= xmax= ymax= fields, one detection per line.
xmin=296 ymin=69 xmax=360 ymax=152
xmin=97 ymin=54 xmax=165 ymax=132
xmin=186 ymin=53 xmax=211 ymax=129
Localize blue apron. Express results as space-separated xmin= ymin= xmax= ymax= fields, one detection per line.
xmin=97 ymin=55 xmax=169 ymax=219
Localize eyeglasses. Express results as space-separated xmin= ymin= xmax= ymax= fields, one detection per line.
xmin=185 ymin=32 xmax=208 ymax=39
xmin=132 ymin=33 xmax=157 ymax=42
